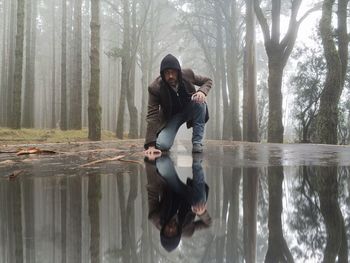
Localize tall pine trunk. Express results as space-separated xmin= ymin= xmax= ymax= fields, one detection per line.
xmin=60 ymin=0 xmax=68 ymax=130
xmin=70 ymin=0 xmax=83 ymax=130
xmin=22 ymin=0 xmax=37 ymax=128
xmin=6 ymin=0 xmax=17 ymax=127
xmin=88 ymin=0 xmax=102 ymax=140
xmin=127 ymin=0 xmax=138 ymax=139
xmin=116 ymin=0 xmax=131 ymax=139
xmin=10 ymin=0 xmax=26 ymax=129
xmin=51 ymin=0 xmax=56 ymax=128
xmin=0 ymin=0 xmax=8 ymax=125
xmin=243 ymin=0 xmax=258 ymax=142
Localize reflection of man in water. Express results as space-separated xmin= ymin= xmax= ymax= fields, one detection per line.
xmin=145 ymin=154 xmax=212 ymax=252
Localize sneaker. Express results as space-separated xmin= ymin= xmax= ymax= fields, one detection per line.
xmin=192 ymin=143 xmax=203 ymax=153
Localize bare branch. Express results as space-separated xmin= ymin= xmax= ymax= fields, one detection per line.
xmin=253 ymin=0 xmax=271 ymax=44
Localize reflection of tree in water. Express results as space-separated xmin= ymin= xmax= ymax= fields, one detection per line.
xmin=88 ymin=172 xmax=101 ymax=263
xmin=290 ymin=166 xmax=349 ymax=262
xmin=265 ymin=165 xmax=294 ymax=263
xmin=256 ymin=168 xmax=269 ymax=263
xmin=289 ymin=166 xmax=325 ymax=261
xmin=116 ymin=165 xmax=139 ymax=263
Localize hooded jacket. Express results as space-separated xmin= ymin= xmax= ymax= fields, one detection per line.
xmin=145 ymin=54 xmax=213 ymax=149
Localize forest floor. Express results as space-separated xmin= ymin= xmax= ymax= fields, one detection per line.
xmin=0 ymin=128 xmax=119 ymax=144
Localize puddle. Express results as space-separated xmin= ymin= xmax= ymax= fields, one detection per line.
xmin=0 ymin=141 xmax=349 ymax=262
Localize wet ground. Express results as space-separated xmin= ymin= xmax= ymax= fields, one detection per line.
xmin=0 ymin=140 xmax=349 ymax=262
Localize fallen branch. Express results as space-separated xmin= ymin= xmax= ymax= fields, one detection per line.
xmin=17 ymin=148 xmax=57 ymax=156
xmin=8 ymin=170 xmax=24 ymax=180
xmin=118 ymin=159 xmax=144 ymax=165
xmin=80 ymin=155 xmax=126 ymax=167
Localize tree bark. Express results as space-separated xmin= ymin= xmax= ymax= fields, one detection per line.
xmin=6 ymin=0 xmax=17 ymax=127
xmin=116 ymin=0 xmax=132 ymax=139
xmin=51 ymin=0 xmax=56 ymax=129
xmin=226 ymin=0 xmax=241 ymax=141
xmin=265 ymin=165 xmax=294 ymax=263
xmin=22 ymin=0 xmax=37 ymax=128
xmin=60 ymin=0 xmax=68 ymax=130
xmin=316 ymin=0 xmax=348 ymax=144
xmin=88 ymin=174 xmax=101 ymax=263
xmin=243 ymin=166 xmax=259 ymax=263
xmin=69 ymin=0 xmax=83 ymax=130
xmin=312 ymin=167 xmax=348 ymax=263
xmin=0 ymin=0 xmax=9 ymax=125
xmin=10 ymin=0 xmax=26 ymax=129
xmin=243 ymin=0 xmax=258 ymax=142
xmin=127 ymin=0 xmax=138 ymax=139
xmin=88 ymin=0 xmax=102 ymax=140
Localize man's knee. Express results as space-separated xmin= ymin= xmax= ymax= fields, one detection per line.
xmin=156 ymin=138 xmax=172 ymax=151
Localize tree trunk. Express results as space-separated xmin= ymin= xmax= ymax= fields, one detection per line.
xmin=22 ymin=0 xmax=36 ymax=128
xmin=312 ymin=167 xmax=348 ymax=262
xmin=243 ymin=167 xmax=259 ymax=263
xmin=265 ymin=165 xmax=294 ymax=263
xmin=316 ymin=0 xmax=348 ymax=144
xmin=127 ymin=0 xmax=138 ymax=139
xmin=226 ymin=0 xmax=241 ymax=141
xmin=116 ymin=0 xmax=131 ymax=139
xmin=69 ymin=0 xmax=83 ymax=130
xmin=214 ymin=21 xmax=222 ymax=140
xmin=60 ymin=178 xmax=67 ymax=263
xmin=254 ymin=0 xmax=304 ymax=143
xmin=10 ymin=0 xmax=26 ymax=129
xmin=88 ymin=174 xmax=101 ymax=263
xmin=6 ymin=0 xmax=17 ymax=127
xmin=139 ymin=25 xmax=149 ymax=138
xmin=51 ymin=0 xmax=56 ymax=129
xmin=12 ymin=181 xmax=23 ymax=263
xmin=267 ymin=59 xmax=284 ymax=143
xmin=0 ymin=0 xmax=9 ymax=125
xmin=243 ymin=0 xmax=258 ymax=142
xmin=60 ymin=0 xmax=68 ymax=130
xmin=88 ymin=0 xmax=102 ymax=141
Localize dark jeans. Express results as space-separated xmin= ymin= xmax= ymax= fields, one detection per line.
xmin=156 ymin=101 xmax=206 ymax=151
xmin=156 ymin=155 xmax=206 ymax=205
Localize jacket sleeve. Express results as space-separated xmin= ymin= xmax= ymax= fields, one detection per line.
xmin=144 ymin=85 xmax=161 ymax=149
xmin=183 ymin=68 xmax=213 ymax=96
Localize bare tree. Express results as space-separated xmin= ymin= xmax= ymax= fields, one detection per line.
xmin=254 ymin=0 xmax=320 ymax=142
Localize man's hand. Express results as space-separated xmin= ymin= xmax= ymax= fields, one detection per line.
xmin=191 ymin=91 xmax=206 ymax=104
xmin=191 ymin=202 xmax=207 ymax=216
xmin=144 ymin=146 xmax=162 ymax=161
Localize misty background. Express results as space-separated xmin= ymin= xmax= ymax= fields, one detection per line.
xmin=0 ymin=0 xmax=349 ymax=144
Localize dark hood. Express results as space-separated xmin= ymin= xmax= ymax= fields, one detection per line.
xmin=160 ymin=54 xmax=182 ymax=82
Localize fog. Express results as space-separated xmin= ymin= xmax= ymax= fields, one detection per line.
xmin=0 ymin=0 xmax=349 ymax=144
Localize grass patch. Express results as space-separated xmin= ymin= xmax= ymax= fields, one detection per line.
xmin=0 ymin=128 xmax=119 ymax=144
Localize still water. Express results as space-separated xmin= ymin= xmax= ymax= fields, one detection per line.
xmin=0 ymin=141 xmax=349 ymax=262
